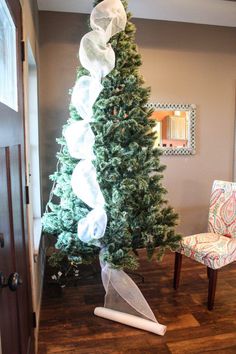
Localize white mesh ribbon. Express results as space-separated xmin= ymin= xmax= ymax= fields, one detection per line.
xmin=64 ymin=121 xmax=95 ymax=160
xmin=90 ymin=0 xmax=127 ymax=40
xmin=102 ymin=264 xmax=156 ymax=321
xmin=71 ymin=76 xmax=103 ymax=121
xmin=71 ymin=160 xmax=105 ymax=209
xmin=97 ymin=260 xmax=166 ymax=336
xmin=79 ymin=30 xmax=115 ymax=80
xmin=77 ymin=207 xmax=107 ymax=245
xmin=66 ymin=0 xmax=167 ymax=336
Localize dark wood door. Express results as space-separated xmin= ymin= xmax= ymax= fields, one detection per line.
xmin=0 ymin=1 xmax=34 ymax=353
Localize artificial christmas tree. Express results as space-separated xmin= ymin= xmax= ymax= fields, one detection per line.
xmin=43 ymin=0 xmax=181 ymax=335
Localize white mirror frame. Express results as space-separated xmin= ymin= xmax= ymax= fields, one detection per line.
xmin=147 ymin=102 xmax=196 ymax=156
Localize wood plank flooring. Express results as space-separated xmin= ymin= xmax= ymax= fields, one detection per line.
xmin=38 ymin=250 xmax=236 ymax=353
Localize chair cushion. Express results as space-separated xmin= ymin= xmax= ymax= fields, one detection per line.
xmin=179 ymin=233 xmax=236 ymax=269
xmin=208 ymin=181 xmax=236 ymax=238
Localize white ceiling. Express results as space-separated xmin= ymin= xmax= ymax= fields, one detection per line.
xmin=37 ymin=0 xmax=236 ymax=27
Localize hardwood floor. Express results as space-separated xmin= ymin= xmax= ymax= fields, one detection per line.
xmin=38 ymin=250 xmax=236 ymax=353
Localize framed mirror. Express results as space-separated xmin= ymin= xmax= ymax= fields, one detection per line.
xmin=147 ymin=103 xmax=196 ymax=156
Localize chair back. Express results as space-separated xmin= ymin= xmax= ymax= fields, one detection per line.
xmin=208 ymin=180 xmax=236 ymax=238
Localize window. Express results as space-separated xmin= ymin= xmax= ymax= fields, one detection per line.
xmin=0 ymin=0 xmax=17 ymax=110
xmin=167 ymin=115 xmax=188 ymax=140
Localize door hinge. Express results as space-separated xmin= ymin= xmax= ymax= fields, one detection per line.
xmin=32 ymin=312 xmax=37 ymax=328
xmin=25 ymin=185 xmax=30 ymax=205
xmin=21 ymin=41 xmax=25 ymax=62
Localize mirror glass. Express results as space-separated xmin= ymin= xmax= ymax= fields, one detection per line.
xmin=147 ymin=103 xmax=196 ymax=155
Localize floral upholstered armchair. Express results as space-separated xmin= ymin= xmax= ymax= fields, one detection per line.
xmin=173 ymin=180 xmax=236 ymax=310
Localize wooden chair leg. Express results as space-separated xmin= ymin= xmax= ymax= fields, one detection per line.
xmin=207 ymin=267 xmax=218 ymax=311
xmin=207 ymin=267 xmax=211 ymax=279
xmin=173 ymin=252 xmax=182 ymax=290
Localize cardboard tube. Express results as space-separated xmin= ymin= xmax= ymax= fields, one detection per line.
xmin=94 ymin=307 xmax=167 ymax=336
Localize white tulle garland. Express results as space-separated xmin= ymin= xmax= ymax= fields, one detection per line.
xmin=64 ymin=0 xmax=166 ymax=335
xmin=71 ymin=160 xmax=105 ymax=209
xmin=65 ymin=0 xmax=127 ymax=243
xmin=71 ymin=76 xmax=103 ymax=121
xmin=63 ymin=121 xmax=95 ymax=160
xmin=77 ymin=207 xmax=107 ymax=246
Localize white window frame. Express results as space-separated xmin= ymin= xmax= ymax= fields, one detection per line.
xmin=26 ymin=40 xmax=42 ymax=254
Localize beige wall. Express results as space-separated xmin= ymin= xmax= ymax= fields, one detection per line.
xmin=134 ymin=19 xmax=236 ymax=234
xmin=39 ymin=12 xmax=236 ymax=237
